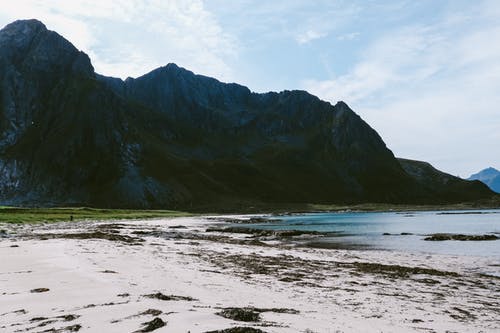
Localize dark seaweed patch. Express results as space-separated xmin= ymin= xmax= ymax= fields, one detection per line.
xmin=30 ymin=288 xmax=50 ymax=293
xmin=144 ymin=292 xmax=197 ymax=301
xmin=205 ymin=328 xmax=267 ymax=333
xmin=343 ymin=262 xmax=459 ymax=278
xmin=34 ymin=231 xmax=144 ymax=244
xmin=136 ymin=317 xmax=166 ymax=332
xmin=216 ymin=308 xmax=260 ymax=322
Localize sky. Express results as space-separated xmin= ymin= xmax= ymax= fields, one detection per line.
xmin=1 ymin=0 xmax=499 ymax=177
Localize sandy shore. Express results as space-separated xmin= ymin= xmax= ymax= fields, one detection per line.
xmin=0 ymin=216 xmax=499 ymax=333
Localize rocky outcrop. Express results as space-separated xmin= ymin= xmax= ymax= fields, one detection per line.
xmin=0 ymin=20 xmax=494 ymax=209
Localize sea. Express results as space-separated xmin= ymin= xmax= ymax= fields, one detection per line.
xmin=245 ymin=210 xmax=500 ymax=257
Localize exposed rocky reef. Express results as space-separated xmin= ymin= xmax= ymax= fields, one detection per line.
xmin=424 ymin=233 xmax=499 ymax=241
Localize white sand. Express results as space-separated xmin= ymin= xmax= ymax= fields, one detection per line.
xmin=0 ymin=216 xmax=499 ymax=333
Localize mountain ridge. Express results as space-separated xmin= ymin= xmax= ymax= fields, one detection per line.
xmin=468 ymin=167 xmax=500 ymax=193
xmin=0 ymin=19 xmax=494 ymax=209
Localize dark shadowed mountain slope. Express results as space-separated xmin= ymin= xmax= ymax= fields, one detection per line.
xmin=398 ymin=159 xmax=493 ymax=203
xmin=468 ymin=168 xmax=500 ymax=193
xmin=0 ymin=20 xmax=494 ymax=209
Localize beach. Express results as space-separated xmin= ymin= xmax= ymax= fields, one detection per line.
xmin=0 ymin=216 xmax=499 ymax=332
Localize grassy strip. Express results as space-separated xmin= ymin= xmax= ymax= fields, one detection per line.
xmin=0 ymin=207 xmax=191 ymax=224
xmin=308 ymin=201 xmax=500 ymax=213
xmin=188 ymin=195 xmax=500 ymax=214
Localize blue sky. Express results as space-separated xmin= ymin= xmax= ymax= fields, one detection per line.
xmin=1 ymin=0 xmax=499 ymax=177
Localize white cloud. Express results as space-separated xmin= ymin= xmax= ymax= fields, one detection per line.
xmin=205 ymin=1 xmax=361 ymax=46
xmin=303 ymin=4 xmax=500 ymax=176
xmin=0 ymin=0 xmax=237 ymax=80
xmin=337 ymin=32 xmax=360 ymax=41
xmin=292 ymin=4 xmax=362 ymax=45
xmin=296 ymin=29 xmax=327 ymax=44
xmin=304 ymin=24 xmax=449 ymax=104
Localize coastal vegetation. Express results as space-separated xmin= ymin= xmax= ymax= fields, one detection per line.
xmin=0 ymin=206 xmax=190 ymax=224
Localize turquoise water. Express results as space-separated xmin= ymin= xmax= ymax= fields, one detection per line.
xmin=249 ymin=210 xmax=500 ymax=257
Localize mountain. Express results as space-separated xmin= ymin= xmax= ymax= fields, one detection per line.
xmin=468 ymin=168 xmax=500 ymax=193
xmin=397 ymin=159 xmax=494 ymax=202
xmin=0 ymin=20 xmax=494 ymax=209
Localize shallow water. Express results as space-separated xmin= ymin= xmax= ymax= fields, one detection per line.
xmin=250 ymin=210 xmax=500 ymax=257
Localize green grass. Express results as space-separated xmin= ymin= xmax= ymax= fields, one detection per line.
xmin=308 ymin=200 xmax=500 ymax=212
xmin=0 ymin=207 xmax=191 ymax=224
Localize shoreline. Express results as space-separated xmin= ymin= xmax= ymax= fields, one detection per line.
xmin=209 ymin=212 xmax=500 ymax=258
xmin=1 ymin=216 xmax=499 ymax=332
xmin=1 ymin=199 xmax=500 ymax=225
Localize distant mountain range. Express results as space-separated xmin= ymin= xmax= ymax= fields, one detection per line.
xmin=0 ymin=19 xmax=494 ymax=209
xmin=468 ymin=168 xmax=500 ymax=193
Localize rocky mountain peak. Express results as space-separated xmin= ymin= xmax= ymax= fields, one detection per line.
xmin=481 ymin=167 xmax=499 ymax=174
xmin=468 ymin=167 xmax=500 ymax=193
xmin=1 ymin=19 xmax=47 ymax=39
xmin=0 ymin=20 xmax=94 ymax=151
xmin=469 ymin=167 xmax=500 ymax=179
xmin=0 ymin=19 xmax=46 ymax=57
xmin=0 ymin=18 xmax=93 ymax=75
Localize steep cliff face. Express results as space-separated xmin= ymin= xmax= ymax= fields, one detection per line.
xmin=0 ymin=20 xmax=493 ymax=208
xmin=0 ymin=19 xmax=93 ymax=149
xmin=0 ymin=20 xmax=127 ymax=206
